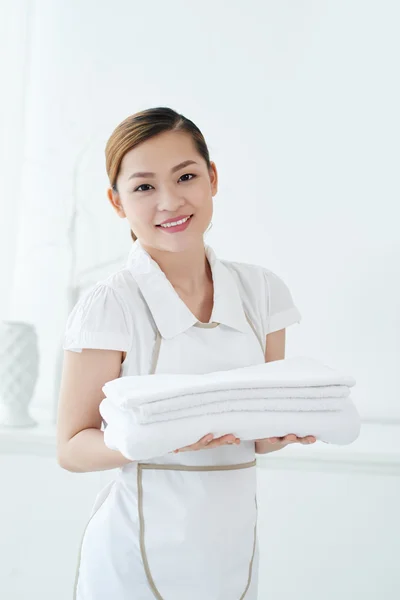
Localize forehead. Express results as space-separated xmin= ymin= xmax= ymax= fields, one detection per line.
xmin=120 ymin=130 xmax=198 ymax=173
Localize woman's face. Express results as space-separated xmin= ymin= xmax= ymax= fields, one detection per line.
xmin=107 ymin=130 xmax=218 ymax=252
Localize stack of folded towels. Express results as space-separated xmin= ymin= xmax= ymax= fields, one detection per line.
xmin=99 ymin=356 xmax=360 ymax=461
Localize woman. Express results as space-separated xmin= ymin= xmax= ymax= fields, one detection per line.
xmin=57 ymin=106 xmax=316 ymax=600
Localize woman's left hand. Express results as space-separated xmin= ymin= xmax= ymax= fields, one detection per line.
xmin=255 ymin=433 xmax=317 ymax=453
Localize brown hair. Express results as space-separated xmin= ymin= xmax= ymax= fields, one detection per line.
xmin=105 ymin=107 xmax=212 ymax=242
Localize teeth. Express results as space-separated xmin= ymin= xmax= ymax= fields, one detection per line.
xmin=160 ymin=215 xmax=191 ymax=228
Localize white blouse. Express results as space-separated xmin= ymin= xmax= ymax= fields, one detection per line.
xmin=63 ymin=240 xmax=302 ymax=377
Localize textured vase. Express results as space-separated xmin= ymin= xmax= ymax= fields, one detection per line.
xmin=0 ymin=321 xmax=39 ymax=427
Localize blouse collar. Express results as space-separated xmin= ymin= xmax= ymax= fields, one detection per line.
xmin=126 ymin=239 xmax=249 ymax=339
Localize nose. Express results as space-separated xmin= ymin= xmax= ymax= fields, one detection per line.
xmin=157 ymin=186 xmax=185 ymax=212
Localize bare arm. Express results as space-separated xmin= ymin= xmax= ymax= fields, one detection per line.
xmin=56 ymin=348 xmax=134 ymax=473
xmin=255 ymin=328 xmax=286 ymax=455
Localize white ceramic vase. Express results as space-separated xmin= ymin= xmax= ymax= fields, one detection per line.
xmin=0 ymin=321 xmax=38 ymax=427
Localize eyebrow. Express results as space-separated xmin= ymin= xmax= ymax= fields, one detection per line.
xmin=127 ymin=159 xmax=199 ymax=181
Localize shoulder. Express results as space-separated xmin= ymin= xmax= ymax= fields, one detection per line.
xmin=221 ymin=258 xmax=265 ymax=289
xmin=221 ymin=258 xmax=302 ymax=334
xmin=221 ymin=257 xmax=287 ymax=300
xmin=62 ymin=267 xmax=138 ymax=353
xmin=74 ymin=267 xmax=135 ymax=319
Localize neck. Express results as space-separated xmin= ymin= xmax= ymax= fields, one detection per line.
xmin=141 ymin=240 xmax=211 ymax=296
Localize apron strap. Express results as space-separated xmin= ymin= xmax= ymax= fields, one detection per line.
xmin=243 ymin=310 xmax=265 ymax=355
xmin=150 ymin=330 xmax=163 ymax=375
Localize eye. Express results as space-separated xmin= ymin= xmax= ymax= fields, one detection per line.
xmin=133 ymin=183 xmax=153 ymax=193
xmin=133 ymin=173 xmax=196 ymax=193
xmin=179 ymin=173 xmax=196 ymax=182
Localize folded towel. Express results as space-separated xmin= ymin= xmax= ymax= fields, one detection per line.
xmin=102 ymin=356 xmax=356 ymax=410
xmin=135 ymin=397 xmax=347 ymax=425
xmin=99 ymin=356 xmax=359 ymax=460
xmin=99 ymin=397 xmax=361 ymax=461
xmin=136 ymin=388 xmax=350 ymax=424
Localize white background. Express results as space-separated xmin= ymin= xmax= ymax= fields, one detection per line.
xmin=0 ymin=0 xmax=399 ymax=423
xmin=0 ymin=1 xmax=399 ymax=599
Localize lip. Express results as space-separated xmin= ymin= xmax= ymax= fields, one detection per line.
xmin=157 ymin=214 xmax=193 ymax=226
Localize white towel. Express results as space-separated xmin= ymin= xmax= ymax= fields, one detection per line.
xmin=102 ymin=356 xmax=356 ymax=410
xmin=99 ymin=356 xmax=359 ymax=460
xmin=135 ymin=397 xmax=347 ymax=425
xmin=107 ymin=385 xmax=351 ymax=425
xmin=99 ymin=397 xmax=361 ymax=461
xmin=137 ymin=385 xmax=351 ymax=423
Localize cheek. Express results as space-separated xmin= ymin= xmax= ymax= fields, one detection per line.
xmin=191 ymin=185 xmax=213 ymax=208
xmin=128 ymin=203 xmax=156 ymax=225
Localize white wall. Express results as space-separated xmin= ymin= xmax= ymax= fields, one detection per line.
xmin=1 ymin=0 xmax=399 ymax=423
xmin=0 ymin=0 xmax=32 ymax=319
xmin=1 ymin=1 xmax=399 ymax=599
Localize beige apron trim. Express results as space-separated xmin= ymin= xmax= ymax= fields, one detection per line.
xmin=139 ymin=459 xmax=256 ymax=471
xmin=241 ymin=520 xmax=258 ymax=600
xmin=137 ymin=464 xmax=163 ymax=599
xmin=239 ymin=494 xmax=259 ymax=600
xmin=150 ymin=329 xmax=162 ymax=374
xmin=72 ymin=482 xmax=115 ymax=599
xmin=137 ymin=462 xmax=258 ymax=600
xmin=243 ymin=310 xmax=265 ymax=354
xmin=194 ymin=320 xmax=220 ymax=328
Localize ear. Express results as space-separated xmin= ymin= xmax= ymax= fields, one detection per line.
xmin=107 ymin=187 xmax=126 ymax=218
xmin=209 ymin=161 xmax=218 ymax=196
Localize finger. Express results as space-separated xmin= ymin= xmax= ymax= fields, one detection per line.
xmin=198 ymin=434 xmax=218 ymax=450
xmin=174 ymin=435 xmax=213 ymax=453
xmin=174 ymin=433 xmax=240 ymax=453
xmin=175 ymin=440 xmax=208 ymax=453
xmin=211 ymin=434 xmax=236 ymax=444
xmin=224 ymin=434 xmax=241 ymax=445
xmin=298 ymin=436 xmax=316 ymax=444
xmin=198 ymin=434 xmax=214 ymax=448
xmin=201 ymin=434 xmax=214 ymax=444
xmin=205 ymin=435 xmax=238 ymax=449
xmin=206 ymin=437 xmax=234 ymax=448
xmin=283 ymin=434 xmax=298 ymax=443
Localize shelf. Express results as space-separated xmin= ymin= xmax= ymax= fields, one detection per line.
xmin=0 ymin=422 xmax=58 ymax=457
xmin=1 ymin=422 xmax=399 ymax=475
xmin=256 ymin=423 xmax=400 ymax=475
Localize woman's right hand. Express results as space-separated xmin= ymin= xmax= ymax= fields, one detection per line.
xmin=170 ymin=433 xmax=241 ymax=453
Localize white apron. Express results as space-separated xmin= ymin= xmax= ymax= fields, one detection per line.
xmin=73 ymin=307 xmax=265 ymax=599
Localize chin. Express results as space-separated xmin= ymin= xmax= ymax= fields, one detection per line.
xmin=162 ymin=237 xmax=200 ymax=252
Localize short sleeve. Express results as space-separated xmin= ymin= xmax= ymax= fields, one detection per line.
xmin=62 ymin=283 xmax=132 ymax=353
xmin=262 ymin=268 xmax=302 ymax=334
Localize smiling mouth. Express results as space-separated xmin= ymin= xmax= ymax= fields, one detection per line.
xmin=156 ymin=214 xmax=194 ymax=228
